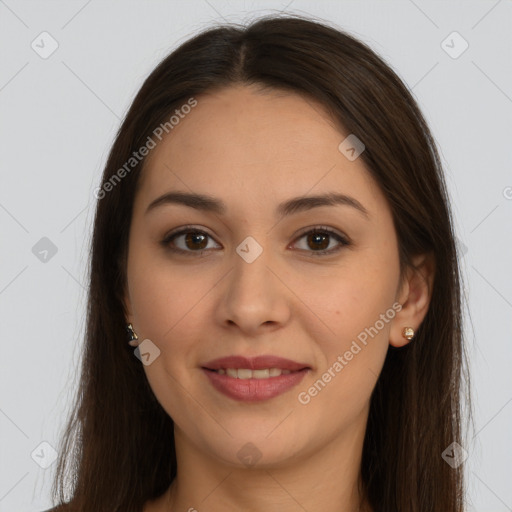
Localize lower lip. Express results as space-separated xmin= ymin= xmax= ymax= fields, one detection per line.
xmin=202 ymin=368 xmax=309 ymax=402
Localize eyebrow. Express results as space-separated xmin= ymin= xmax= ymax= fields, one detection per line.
xmin=145 ymin=191 xmax=369 ymax=219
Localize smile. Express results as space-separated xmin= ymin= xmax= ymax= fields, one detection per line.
xmin=209 ymin=368 xmax=294 ymax=378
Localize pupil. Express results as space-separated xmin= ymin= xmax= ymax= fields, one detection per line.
xmin=186 ymin=232 xmax=207 ymax=250
xmin=309 ymin=233 xmax=329 ymax=250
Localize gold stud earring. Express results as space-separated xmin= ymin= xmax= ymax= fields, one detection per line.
xmin=402 ymin=327 xmax=415 ymax=340
xmin=126 ymin=323 xmax=139 ymax=347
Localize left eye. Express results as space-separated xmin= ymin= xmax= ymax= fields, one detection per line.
xmin=161 ymin=226 xmax=349 ymax=256
xmin=291 ymin=227 xmax=349 ymax=255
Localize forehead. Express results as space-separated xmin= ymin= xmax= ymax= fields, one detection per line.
xmin=136 ymin=84 xmax=382 ymax=214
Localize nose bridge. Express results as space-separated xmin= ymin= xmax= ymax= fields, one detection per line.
xmin=230 ymin=233 xmax=273 ymax=292
xmin=216 ymin=187 xmax=283 ymax=282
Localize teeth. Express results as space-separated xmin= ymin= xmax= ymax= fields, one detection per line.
xmin=214 ymin=368 xmax=293 ymax=379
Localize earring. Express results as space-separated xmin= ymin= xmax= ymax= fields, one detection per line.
xmin=402 ymin=327 xmax=415 ymax=340
xmin=126 ymin=323 xmax=139 ymax=347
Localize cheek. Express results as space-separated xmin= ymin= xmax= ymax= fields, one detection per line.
xmin=127 ymin=257 xmax=208 ymax=419
xmin=306 ymin=250 xmax=399 ymax=398
xmin=298 ymin=305 xmax=392 ymax=424
xmin=127 ymin=247 xmax=203 ymax=341
xmin=317 ymin=248 xmax=398 ymax=334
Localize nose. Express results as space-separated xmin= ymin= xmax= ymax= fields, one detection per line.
xmin=216 ymin=239 xmax=292 ymax=336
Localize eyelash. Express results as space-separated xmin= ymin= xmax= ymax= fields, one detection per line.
xmin=160 ymin=225 xmax=350 ymax=257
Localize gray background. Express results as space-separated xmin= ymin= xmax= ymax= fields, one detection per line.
xmin=1 ymin=1 xmax=511 ymax=511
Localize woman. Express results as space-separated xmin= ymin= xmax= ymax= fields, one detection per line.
xmin=46 ymin=13 xmax=471 ymax=512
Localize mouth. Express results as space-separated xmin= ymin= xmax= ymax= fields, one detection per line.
xmin=201 ymin=355 xmax=311 ymax=402
xmin=201 ymin=354 xmax=311 ymax=373
xmin=202 ymin=367 xmax=304 ymax=379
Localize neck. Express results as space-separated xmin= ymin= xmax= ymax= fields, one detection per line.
xmin=160 ymin=406 xmax=372 ymax=512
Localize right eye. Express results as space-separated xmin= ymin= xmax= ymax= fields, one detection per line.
xmin=161 ymin=226 xmax=221 ymax=256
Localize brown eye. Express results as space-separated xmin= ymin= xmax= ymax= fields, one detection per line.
xmin=182 ymin=232 xmax=208 ymax=250
xmin=291 ymin=227 xmax=349 ymax=256
xmin=162 ymin=227 xmax=220 ymax=254
xmin=161 ymin=225 xmax=349 ymax=257
xmin=306 ymin=232 xmax=330 ymax=251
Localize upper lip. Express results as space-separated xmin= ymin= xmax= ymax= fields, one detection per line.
xmin=202 ymin=355 xmax=311 ymax=371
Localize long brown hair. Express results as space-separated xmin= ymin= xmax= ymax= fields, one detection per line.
xmin=50 ymin=13 xmax=472 ymax=511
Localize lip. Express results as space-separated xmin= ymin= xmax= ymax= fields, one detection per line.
xmin=202 ymin=367 xmax=310 ymax=402
xmin=201 ymin=355 xmax=311 ymax=372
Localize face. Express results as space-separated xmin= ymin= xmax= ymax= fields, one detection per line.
xmin=124 ymin=84 xmax=405 ymax=469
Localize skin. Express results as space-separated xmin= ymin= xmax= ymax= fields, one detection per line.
xmin=123 ymin=84 xmax=434 ymax=512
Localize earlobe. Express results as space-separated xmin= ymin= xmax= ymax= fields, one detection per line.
xmin=389 ymin=323 xmax=416 ymax=348
xmin=122 ymin=291 xmax=134 ymax=325
xmin=123 ymin=297 xmax=140 ymax=347
xmin=389 ymin=253 xmax=435 ymax=348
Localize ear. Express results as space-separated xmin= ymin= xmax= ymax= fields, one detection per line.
xmin=120 ymin=277 xmax=134 ymax=326
xmin=389 ymin=252 xmax=435 ymax=348
xmin=124 ymin=295 xmax=134 ymax=325
xmin=117 ymin=253 xmax=134 ymax=325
